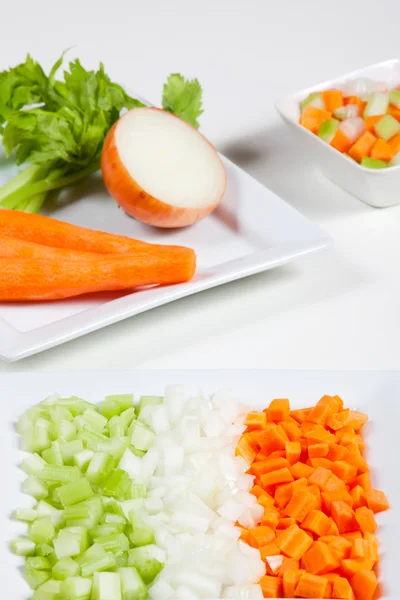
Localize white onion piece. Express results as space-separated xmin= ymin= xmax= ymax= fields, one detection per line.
xmin=339 ymin=117 xmax=365 ymax=143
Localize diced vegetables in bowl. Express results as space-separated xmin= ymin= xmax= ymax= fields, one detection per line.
xmin=299 ymin=79 xmax=400 ymax=169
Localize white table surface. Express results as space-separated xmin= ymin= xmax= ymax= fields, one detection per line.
xmin=1 ymin=0 xmax=399 ymax=372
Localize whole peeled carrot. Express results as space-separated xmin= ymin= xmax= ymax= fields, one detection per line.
xmin=0 ymin=248 xmax=196 ymax=301
xmin=0 ymin=209 xmax=154 ymax=253
xmin=0 ymin=234 xmax=100 ymax=260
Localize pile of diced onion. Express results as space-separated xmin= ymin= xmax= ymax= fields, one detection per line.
xmin=11 ymin=386 xmax=266 ymax=600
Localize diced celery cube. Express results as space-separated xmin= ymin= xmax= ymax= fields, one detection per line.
xmin=118 ymin=567 xmax=147 ymax=600
xmin=119 ymin=408 xmax=136 ymax=429
xmin=42 ymin=441 xmax=64 ymax=466
xmin=58 ymin=396 xmax=94 ymax=416
xmin=79 ymin=409 xmax=108 ymax=432
xmin=49 ymin=405 xmax=74 ymax=423
xmin=318 ymin=118 xmax=339 ymax=143
xmin=299 ymin=91 xmax=325 ymax=112
xmin=78 ymin=543 xmax=116 ymax=577
xmin=130 ymin=422 xmax=154 ymax=451
xmin=108 ymin=417 xmax=126 ymax=438
xmin=60 ymin=439 xmax=84 ymax=465
xmin=390 ymin=89 xmax=400 ymax=109
xmin=38 ymin=465 xmax=80 ymax=484
xmin=74 ymin=449 xmax=94 ymax=472
xmin=60 ymin=576 xmax=92 ymax=600
xmin=102 ymin=469 xmax=131 ymax=500
xmin=93 ymin=533 xmax=130 ymax=555
xmin=86 ymin=452 xmax=115 ymax=485
xmin=29 ymin=517 xmax=55 ymax=545
xmin=32 ymin=578 xmax=61 ymax=600
xmin=35 ymin=544 xmax=55 ymax=557
xmin=105 ymin=394 xmax=134 ymax=412
xmin=363 ymin=92 xmax=389 ymax=117
xmin=10 ymin=537 xmax=36 ymax=556
xmin=374 ymin=114 xmax=400 ymax=140
xmin=53 ymin=533 xmax=81 ymax=559
xmin=127 ymin=546 xmax=163 ymax=584
xmin=361 ymin=157 xmax=388 ymax=169
xmin=36 ymin=501 xmax=64 ymax=528
xmin=52 ymin=556 xmax=80 ymax=580
xmin=21 ymin=453 xmax=46 ymax=476
xmin=137 ymin=396 xmax=162 ymax=416
xmin=14 ymin=507 xmax=38 ymax=522
xmin=58 ymin=479 xmax=94 ymax=507
xmin=100 ymin=400 xmax=122 ymax=420
xmin=25 ymin=565 xmax=51 ymax=590
xmin=128 ymin=509 xmax=154 ymax=547
xmin=91 ymin=572 xmax=122 ymax=600
xmin=64 ymin=495 xmax=104 ymax=529
xmin=23 ymin=476 xmax=49 ymax=500
xmin=27 ymin=556 xmax=52 ymax=571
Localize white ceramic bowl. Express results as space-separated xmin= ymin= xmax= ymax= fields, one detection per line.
xmin=276 ymin=59 xmax=400 ymax=208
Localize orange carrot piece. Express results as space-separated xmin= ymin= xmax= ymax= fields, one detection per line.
xmin=331 ymin=501 xmax=358 ymax=534
xmin=344 ymin=95 xmax=362 ymax=107
xmin=260 ymin=542 xmax=281 ymax=560
xmin=332 ymin=461 xmax=357 ymax=483
xmin=0 ymin=252 xmax=196 ymax=302
xmin=365 ymin=489 xmax=390 ymax=513
xmin=340 ymin=558 xmax=374 ymax=577
xmin=302 ymin=510 xmax=332 ymax=537
xmin=300 ymin=105 xmax=332 ymax=133
xmin=364 ymin=115 xmax=382 ymax=131
xmin=283 ymin=569 xmax=304 ymax=598
xmin=341 ymin=531 xmax=363 ymax=542
xmin=290 ymin=408 xmax=311 ymax=424
xmin=291 ymin=462 xmax=315 ymax=480
xmin=348 ymin=132 xmax=377 ymax=163
xmin=350 ymin=486 xmax=367 ymax=510
xmin=355 ymin=507 xmax=377 ymax=534
xmin=248 ymin=525 xmax=275 ymax=548
xmin=321 ymin=490 xmax=353 ymax=515
xmin=370 ymin=138 xmax=394 ymax=162
xmin=278 ymin=556 xmax=300 ymax=577
xmin=318 ymin=535 xmax=336 ymax=544
xmin=267 ymin=398 xmax=290 ymax=422
xmin=258 ymin=493 xmax=275 ymax=508
xmin=261 ymin=467 xmax=294 ymax=487
xmin=277 ymin=517 xmax=296 ymax=530
xmin=265 ymin=554 xmax=284 ymax=576
xmin=275 ymin=483 xmax=293 ymax=510
xmin=268 ymin=450 xmax=286 ymax=459
xmin=327 ymin=444 xmax=348 ymax=462
xmin=389 ymin=131 xmax=400 ymax=154
xmin=302 ymin=541 xmax=340 ymax=575
xmin=235 ymin=436 xmax=257 ymax=464
xmin=276 ymin=524 xmax=313 ymax=559
xmin=352 ymin=472 xmax=371 ymax=492
xmin=329 ymin=536 xmax=352 ymax=560
xmin=308 ymin=467 xmax=333 ymax=491
xmin=285 ymin=441 xmax=302 ymax=465
xmin=0 ymin=209 xmax=151 ymax=253
xmin=308 ymin=485 xmax=322 ymax=510
xmin=332 ymin=577 xmax=354 ymax=599
xmin=291 ymin=477 xmax=308 ymax=494
xmin=281 ymin=420 xmax=302 ymax=441
xmin=388 ymin=105 xmax=400 ymax=121
xmin=295 ymin=572 xmax=329 ymax=598
xmin=244 ymin=411 xmax=267 ymax=430
xmin=259 ymin=575 xmax=282 ymax=598
xmin=350 ymin=538 xmax=377 ymax=562
xmin=311 ymin=458 xmax=334 ymax=470
xmin=250 ymin=485 xmax=264 ymax=498
xmin=258 ymin=424 xmax=286 ymax=455
xmin=262 ymin=508 xmax=280 ymax=529
xmin=251 ymin=457 xmax=290 ymax=477
xmin=345 ymin=411 xmax=368 ymax=431
xmin=331 ymin=128 xmax=352 ymax=153
xmin=350 ymin=569 xmax=377 ymax=600
xmin=285 ymin=490 xmax=317 ymax=523
xmin=306 ymin=426 xmax=337 ymax=445
xmin=0 ymin=234 xmax=101 ymax=261
xmin=326 ymin=410 xmax=350 ymax=431
xmin=309 ymin=443 xmax=329 ymax=459
xmin=323 ymin=90 xmax=344 ymax=112
xmin=326 ymin=518 xmax=340 ymax=536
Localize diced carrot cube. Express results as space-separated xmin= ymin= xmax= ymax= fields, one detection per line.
xmin=352 ymin=472 xmax=371 ymax=492
xmin=350 ymin=486 xmax=367 ymax=510
xmin=309 ymin=443 xmax=329 ymax=459
xmin=249 ymin=484 xmax=264 ymax=498
xmin=364 ymin=115 xmax=382 ymax=131
xmin=365 ymin=488 xmax=390 ymax=513
xmin=332 ymin=577 xmax=354 ymax=599
xmin=285 ymin=490 xmax=317 ymax=523
xmin=251 ymin=457 xmax=290 ymax=477
xmin=388 ymin=105 xmax=400 ymax=120
xmin=258 ymin=423 xmax=286 ymax=455
xmin=311 ymin=458 xmax=334 ymax=470
xmin=348 ymin=132 xmax=377 ymax=163
xmin=291 ymin=461 xmax=314 ymax=479
xmin=278 ymin=557 xmax=299 ymax=577
xmin=259 ymin=542 xmax=281 ymax=560
xmin=262 ymin=508 xmax=280 ymax=529
xmin=350 ymin=569 xmax=377 ymax=600
xmin=323 ymin=90 xmax=344 ymax=112
xmin=355 ymin=506 xmax=377 ymax=534
xmin=235 ymin=435 xmax=257 ymax=463
xmin=300 ymin=105 xmax=332 ymax=133
xmin=244 ymin=411 xmax=267 ymax=430
xmin=274 ymin=483 xmax=293 ymax=510
xmin=295 ymin=573 xmax=329 ymax=598
xmin=290 ymin=408 xmax=311 ymax=423
xmin=331 ymin=128 xmax=352 ymax=153
xmin=283 ymin=569 xmax=304 ymax=598
xmin=340 ymin=558 xmax=374 ymax=577
xmin=302 ymin=541 xmax=340 ymax=575
xmin=308 ymin=484 xmax=322 ymax=510
xmin=302 ymin=509 xmax=332 ymax=536
xmin=329 ymin=536 xmax=352 ymax=560
xmin=277 ymin=517 xmax=296 ymax=530
xmin=267 ymin=398 xmax=290 ymax=421
xmin=261 ymin=467 xmax=294 ymax=487
xmin=326 ymin=444 xmax=348 ymax=462
xmin=331 ymin=501 xmax=358 ymax=534
xmin=291 ymin=477 xmax=308 ymax=495
xmin=257 ymin=492 xmax=275 ymax=508
xmin=370 ymin=138 xmax=394 ymax=162
xmin=332 ymin=460 xmax=357 ymax=483
xmin=247 ymin=525 xmax=276 ymax=548
xmin=276 ymin=524 xmax=313 ymax=559
xmin=259 ymin=575 xmax=282 ymax=598
xmin=281 ymin=420 xmax=302 ymax=441
xmin=389 ymin=132 xmax=400 ymax=154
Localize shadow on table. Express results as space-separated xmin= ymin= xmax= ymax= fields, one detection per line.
xmin=220 ymin=123 xmax=375 ymax=222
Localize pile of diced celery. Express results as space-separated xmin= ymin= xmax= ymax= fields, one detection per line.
xmin=11 ymin=393 xmax=165 ymax=600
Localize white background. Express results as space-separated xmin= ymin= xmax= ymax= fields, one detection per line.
xmin=0 ymin=0 xmax=399 ymax=372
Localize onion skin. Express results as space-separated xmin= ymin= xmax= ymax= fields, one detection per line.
xmin=101 ymin=108 xmax=227 ymax=229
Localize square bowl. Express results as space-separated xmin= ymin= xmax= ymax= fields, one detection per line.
xmin=276 ymin=59 xmax=400 ymax=208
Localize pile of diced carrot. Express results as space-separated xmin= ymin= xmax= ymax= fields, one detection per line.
xmin=236 ymin=395 xmax=389 ymax=599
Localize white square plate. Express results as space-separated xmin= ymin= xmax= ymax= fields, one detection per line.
xmin=1 ymin=369 xmax=397 ymax=600
xmin=0 ymin=146 xmax=331 ymax=362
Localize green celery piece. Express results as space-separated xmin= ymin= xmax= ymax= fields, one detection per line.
xmin=363 ymin=92 xmax=389 ymax=117
xmin=32 ymin=578 xmax=61 ymax=600
xmin=118 ymin=567 xmax=147 ymax=600
xmin=94 ymin=438 xmax=128 ymax=461
xmin=36 ymin=500 xmax=64 ymax=528
xmin=102 ymin=469 xmax=131 ymax=500
xmin=53 ymin=533 xmax=81 ymax=560
xmin=128 ymin=509 xmax=154 ymax=547
xmin=93 ymin=533 xmax=130 ymax=554
xmin=27 ymin=556 xmax=52 ymax=570
xmin=58 ymin=479 xmax=94 ymax=507
xmin=57 ymin=397 xmax=94 ymax=416
xmin=25 ymin=565 xmax=51 ymax=590
xmin=64 ymin=495 xmax=104 ymax=528
xmin=102 ymin=513 xmax=126 ymax=527
xmin=361 ymin=157 xmax=388 ymax=169
xmin=10 ymin=537 xmax=36 ymax=556
xmin=77 ymin=543 xmax=116 ymax=577
xmin=137 ymin=396 xmax=163 ymax=416
xmin=59 ymin=526 xmax=89 ymax=553
xmin=300 ymin=91 xmax=325 ymax=112
xmin=78 ymin=408 xmax=108 ymax=432
xmin=52 ymin=556 xmax=80 ymax=580
xmin=60 ymin=576 xmax=92 ymax=600
xmin=60 ymin=439 xmax=84 ymax=465
xmin=130 ymin=422 xmax=155 ymax=451
xmin=100 ymin=399 xmax=123 ymax=420
xmin=119 ymin=408 xmax=136 ymax=429
xmin=91 ymin=523 xmax=126 ymax=537
xmin=35 ymin=543 xmax=55 ymax=557
xmin=49 ymin=405 xmax=74 ymax=423
xmin=29 ymin=517 xmax=55 ymax=544
xmin=115 ymin=552 xmax=129 ymax=568
xmin=105 ymin=394 xmax=134 ymax=412
xmin=389 ymin=89 xmax=400 ymax=109
xmin=21 ymin=453 xmax=46 ymax=476
xmin=162 ymin=73 xmax=203 ymax=128
xmin=92 ymin=572 xmax=122 ymax=600
xmin=86 ymin=452 xmax=115 ymax=485
xmin=14 ymin=507 xmax=38 ymax=522
xmin=318 ymin=118 xmax=339 ymax=143
xmin=374 ymin=114 xmax=400 ymax=140
xmin=38 ymin=465 xmax=80 ymax=484
xmin=101 ymin=497 xmax=125 ymax=516
xmin=108 ymin=417 xmax=126 ymax=438
xmin=127 ymin=547 xmax=163 ymax=584
xmin=78 ymin=425 xmax=109 ymax=446
xmin=42 ymin=441 xmax=64 ymax=466
xmin=54 ymin=420 xmax=77 ymax=441
xmin=73 ymin=449 xmax=94 ymax=472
